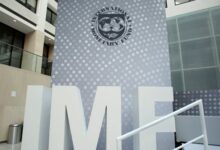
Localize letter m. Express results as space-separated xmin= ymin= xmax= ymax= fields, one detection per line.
xmin=49 ymin=86 xmax=122 ymax=150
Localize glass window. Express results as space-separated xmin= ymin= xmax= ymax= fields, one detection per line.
xmin=11 ymin=47 xmax=23 ymax=68
xmin=0 ymin=23 xmax=14 ymax=44
xmin=52 ymin=14 xmax=57 ymax=25
xmin=212 ymin=9 xmax=220 ymax=35
xmin=0 ymin=43 xmax=11 ymax=65
xmin=169 ymin=43 xmax=181 ymax=70
xmin=167 ymin=20 xmax=178 ymax=43
xmin=216 ymin=36 xmax=220 ymax=60
xmin=181 ymin=38 xmax=216 ymax=69
xmin=178 ymin=12 xmax=211 ymax=40
xmin=184 ymin=68 xmax=219 ymax=90
xmin=46 ymin=9 xmax=52 ymax=23
xmin=0 ymin=23 xmax=24 ymax=49
xmin=16 ymin=0 xmax=38 ymax=13
xmin=27 ymin=0 xmax=36 ymax=8
xmin=41 ymin=44 xmax=52 ymax=76
xmin=167 ymin=8 xmax=220 ymax=91
xmin=0 ymin=23 xmax=24 ymax=68
xmin=13 ymin=32 xmax=25 ymax=48
xmin=46 ymin=8 xmax=57 ymax=26
xmin=171 ymin=71 xmax=184 ymax=91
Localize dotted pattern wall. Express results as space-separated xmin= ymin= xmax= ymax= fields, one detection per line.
xmin=174 ymin=90 xmax=220 ymax=116
xmin=52 ymin=0 xmax=173 ymax=149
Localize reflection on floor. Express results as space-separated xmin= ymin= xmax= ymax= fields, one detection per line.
xmin=0 ymin=143 xmax=21 ymax=150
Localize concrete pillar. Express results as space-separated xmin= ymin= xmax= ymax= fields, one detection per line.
xmin=21 ymin=31 xmax=45 ymax=73
xmin=23 ymin=31 xmax=45 ymax=56
xmin=21 ymin=0 xmax=49 ymax=73
xmin=36 ymin=0 xmax=49 ymax=32
xmin=23 ymin=0 xmax=49 ymax=54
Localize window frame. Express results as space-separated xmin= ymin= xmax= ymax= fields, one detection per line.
xmin=46 ymin=8 xmax=57 ymax=26
xmin=16 ymin=0 xmax=38 ymax=13
xmin=0 ymin=23 xmax=25 ymax=68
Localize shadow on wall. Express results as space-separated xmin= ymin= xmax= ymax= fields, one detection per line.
xmin=0 ymin=64 xmax=51 ymax=142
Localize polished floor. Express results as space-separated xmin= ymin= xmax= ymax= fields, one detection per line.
xmin=0 ymin=143 xmax=21 ymax=150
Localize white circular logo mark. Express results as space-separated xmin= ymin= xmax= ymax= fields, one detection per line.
xmin=91 ymin=7 xmax=132 ymax=46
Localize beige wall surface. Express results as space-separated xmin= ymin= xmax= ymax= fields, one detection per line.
xmin=24 ymin=31 xmax=45 ymax=56
xmin=22 ymin=31 xmax=45 ymax=73
xmin=0 ymin=64 xmax=51 ymax=142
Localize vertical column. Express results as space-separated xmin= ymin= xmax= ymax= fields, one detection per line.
xmin=36 ymin=0 xmax=49 ymax=32
xmin=22 ymin=31 xmax=45 ymax=73
xmin=21 ymin=0 xmax=49 ymax=73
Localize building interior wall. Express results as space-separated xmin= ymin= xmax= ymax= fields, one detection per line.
xmin=0 ymin=0 xmax=220 ymax=149
xmin=0 ymin=64 xmax=51 ymax=142
xmin=0 ymin=0 xmax=55 ymax=144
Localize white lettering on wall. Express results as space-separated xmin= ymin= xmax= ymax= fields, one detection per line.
xmin=48 ymin=86 xmax=122 ymax=150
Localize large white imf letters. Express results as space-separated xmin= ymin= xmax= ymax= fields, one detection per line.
xmin=22 ymin=86 xmax=175 ymax=150
xmin=49 ymin=86 xmax=122 ymax=150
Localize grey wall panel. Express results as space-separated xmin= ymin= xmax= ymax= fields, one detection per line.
xmin=52 ymin=0 xmax=172 ymax=149
xmin=174 ymin=90 xmax=220 ymax=116
xmin=176 ymin=116 xmax=220 ymax=145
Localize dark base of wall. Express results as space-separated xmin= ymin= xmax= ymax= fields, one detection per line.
xmin=174 ymin=133 xmax=182 ymax=148
xmin=0 ymin=141 xmax=7 ymax=144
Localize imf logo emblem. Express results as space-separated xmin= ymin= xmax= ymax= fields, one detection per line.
xmin=91 ymin=7 xmax=132 ymax=46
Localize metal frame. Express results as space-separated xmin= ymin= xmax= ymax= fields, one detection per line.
xmin=116 ymin=99 xmax=208 ymax=150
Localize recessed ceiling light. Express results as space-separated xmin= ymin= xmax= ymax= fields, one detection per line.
xmin=13 ymin=19 xmax=17 ymax=22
